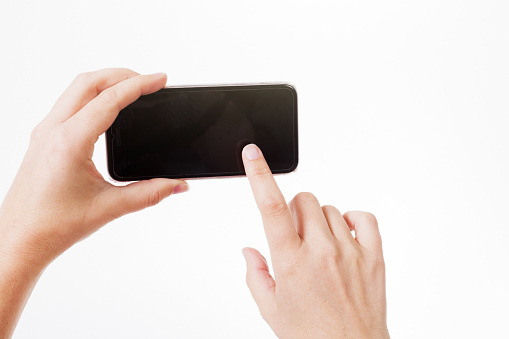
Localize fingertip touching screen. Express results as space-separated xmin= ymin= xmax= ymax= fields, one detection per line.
xmin=106 ymin=84 xmax=298 ymax=181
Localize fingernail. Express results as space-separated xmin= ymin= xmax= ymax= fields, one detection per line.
xmin=243 ymin=144 xmax=260 ymax=160
xmin=150 ymin=72 xmax=166 ymax=77
xmin=173 ymin=182 xmax=189 ymax=194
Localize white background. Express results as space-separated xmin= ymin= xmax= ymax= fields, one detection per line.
xmin=1 ymin=0 xmax=508 ymax=338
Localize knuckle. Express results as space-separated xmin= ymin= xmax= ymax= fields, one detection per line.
xmin=350 ymin=211 xmax=377 ymax=226
xmin=96 ymin=88 xmax=120 ymax=111
xmin=261 ymin=196 xmax=288 ymax=219
xmin=74 ymin=72 xmax=92 ymax=84
xmin=30 ymin=123 xmax=45 ymax=141
xmin=116 ymin=67 xmax=134 ymax=74
xmin=146 ymin=189 xmax=163 ymax=207
xmin=344 ymin=211 xmax=379 ymax=229
xmin=48 ymin=128 xmax=77 ymax=160
xmin=250 ymin=165 xmax=272 ymax=179
xmin=363 ymin=212 xmax=378 ymax=226
xmin=322 ymin=204 xmax=339 ymax=214
xmin=293 ymin=192 xmax=318 ymax=205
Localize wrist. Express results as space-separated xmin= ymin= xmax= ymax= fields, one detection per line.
xmin=0 ymin=215 xmax=52 ymax=275
xmin=0 ymin=219 xmax=47 ymax=339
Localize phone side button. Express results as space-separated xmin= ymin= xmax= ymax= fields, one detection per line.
xmin=115 ymin=127 xmax=122 ymax=146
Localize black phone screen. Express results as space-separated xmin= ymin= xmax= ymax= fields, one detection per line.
xmin=106 ymin=84 xmax=298 ymax=181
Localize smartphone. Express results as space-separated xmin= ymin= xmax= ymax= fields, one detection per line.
xmin=106 ymin=84 xmax=298 ymax=181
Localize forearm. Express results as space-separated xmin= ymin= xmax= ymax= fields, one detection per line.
xmin=0 ymin=220 xmax=46 ymax=339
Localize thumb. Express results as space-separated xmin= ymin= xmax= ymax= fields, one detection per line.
xmin=242 ymin=247 xmax=276 ymax=318
xmin=108 ymin=178 xmax=188 ymax=217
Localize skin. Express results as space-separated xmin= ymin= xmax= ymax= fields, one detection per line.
xmin=241 ymin=144 xmax=389 ymax=338
xmin=0 ymin=69 xmax=188 ymax=338
xmin=0 ymin=68 xmax=388 ymax=338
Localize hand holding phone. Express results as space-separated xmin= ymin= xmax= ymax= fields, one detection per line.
xmin=0 ymin=69 xmax=187 ymax=338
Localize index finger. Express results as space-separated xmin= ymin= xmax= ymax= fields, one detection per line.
xmin=66 ymin=72 xmax=167 ymax=141
xmin=48 ymin=68 xmax=139 ymax=123
xmin=242 ymin=144 xmax=301 ymax=255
